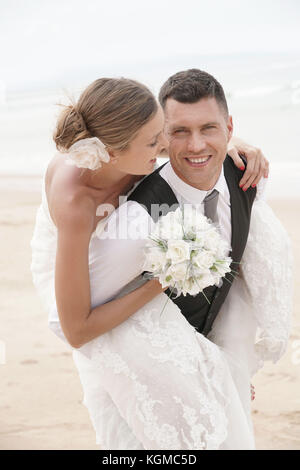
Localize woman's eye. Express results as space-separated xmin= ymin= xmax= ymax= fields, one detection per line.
xmin=149 ymin=140 xmax=158 ymax=147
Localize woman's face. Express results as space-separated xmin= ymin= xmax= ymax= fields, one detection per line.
xmin=110 ymin=106 xmax=169 ymax=175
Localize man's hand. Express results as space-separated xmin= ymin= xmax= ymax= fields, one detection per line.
xmin=227 ymin=137 xmax=269 ymax=192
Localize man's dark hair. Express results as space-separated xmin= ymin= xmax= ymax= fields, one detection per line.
xmin=159 ymin=68 xmax=228 ymax=115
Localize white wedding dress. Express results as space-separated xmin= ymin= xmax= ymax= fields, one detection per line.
xmin=31 ymin=175 xmax=293 ymax=450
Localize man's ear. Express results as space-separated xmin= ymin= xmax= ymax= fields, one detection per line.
xmin=227 ymin=115 xmax=233 ymax=142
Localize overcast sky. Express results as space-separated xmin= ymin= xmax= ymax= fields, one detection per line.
xmin=1 ymin=0 xmax=300 ymax=92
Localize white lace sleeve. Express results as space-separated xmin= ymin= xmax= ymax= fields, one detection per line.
xmin=241 ymin=200 xmax=294 ymax=365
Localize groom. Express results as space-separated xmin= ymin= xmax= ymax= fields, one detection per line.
xmin=124 ymin=68 xmax=260 ymax=337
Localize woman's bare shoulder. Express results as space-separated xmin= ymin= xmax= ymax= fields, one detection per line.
xmin=45 ymin=154 xmax=95 ymax=231
xmin=46 ymin=153 xmax=85 ymax=192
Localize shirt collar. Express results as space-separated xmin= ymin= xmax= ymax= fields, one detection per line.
xmin=162 ymin=161 xmax=228 ymax=204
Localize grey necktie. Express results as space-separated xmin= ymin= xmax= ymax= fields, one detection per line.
xmin=203 ymin=189 xmax=219 ymax=224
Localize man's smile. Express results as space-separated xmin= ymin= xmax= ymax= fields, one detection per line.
xmin=184 ymin=155 xmax=213 ymax=168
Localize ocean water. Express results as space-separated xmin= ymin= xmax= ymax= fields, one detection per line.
xmin=0 ymin=53 xmax=299 ymax=198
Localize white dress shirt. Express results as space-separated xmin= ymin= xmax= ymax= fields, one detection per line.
xmin=159 ymin=161 xmax=266 ymax=254
xmin=159 ymin=162 xmax=232 ymax=252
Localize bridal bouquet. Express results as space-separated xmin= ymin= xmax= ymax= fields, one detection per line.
xmin=144 ymin=206 xmax=232 ymax=299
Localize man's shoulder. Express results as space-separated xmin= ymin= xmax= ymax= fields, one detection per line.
xmin=223 ymin=154 xmax=257 ymax=203
xmin=127 ymin=161 xmax=178 ymax=210
xmin=223 ymin=153 xmax=244 ymax=175
xmin=128 ymin=162 xmax=168 ymax=196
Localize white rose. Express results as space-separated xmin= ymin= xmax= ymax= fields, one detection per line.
xmin=144 ymin=246 xmax=167 ymax=272
xmin=203 ymin=228 xmax=222 ymax=253
xmin=170 ymin=207 xmax=184 ymax=222
xmin=183 ymin=206 xmax=210 ymax=229
xmin=193 ymin=231 xmax=207 ymax=247
xmin=195 ymin=272 xmax=216 ymax=291
xmin=166 ymin=261 xmax=189 ymax=282
xmin=66 ymin=137 xmax=110 ymax=170
xmin=156 ymin=215 xmax=184 ymax=240
xmin=159 ymin=224 xmax=184 ymax=240
xmin=193 ymin=250 xmax=215 ymax=271
xmin=201 ymin=272 xmax=216 ymax=287
xmin=158 ymin=271 xmax=173 ymax=290
xmin=182 ymin=277 xmax=201 ymax=296
xmin=184 ymin=278 xmax=201 ymax=295
xmin=166 ymin=240 xmax=190 ymax=264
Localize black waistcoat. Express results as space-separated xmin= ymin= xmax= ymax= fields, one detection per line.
xmin=128 ymin=156 xmax=256 ymax=336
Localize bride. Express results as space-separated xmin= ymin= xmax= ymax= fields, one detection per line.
xmin=31 ymin=77 xmax=290 ymax=450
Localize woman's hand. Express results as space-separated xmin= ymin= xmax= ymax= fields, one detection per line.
xmin=227 ymin=137 xmax=269 ymax=191
xmin=251 ymin=383 xmax=256 ymax=401
xmin=146 ymin=278 xmax=168 ymax=293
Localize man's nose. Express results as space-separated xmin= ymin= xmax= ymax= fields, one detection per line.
xmin=187 ymin=133 xmax=206 ymax=154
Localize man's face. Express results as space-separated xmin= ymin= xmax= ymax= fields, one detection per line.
xmin=164 ymin=97 xmax=233 ymax=190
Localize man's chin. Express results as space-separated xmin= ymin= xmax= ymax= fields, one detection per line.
xmin=172 ymin=159 xmax=223 ymax=190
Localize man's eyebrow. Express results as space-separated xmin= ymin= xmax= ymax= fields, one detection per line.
xmin=201 ymin=121 xmax=219 ymax=127
xmin=169 ymin=125 xmax=188 ymax=131
xmin=170 ymin=122 xmax=220 ymax=131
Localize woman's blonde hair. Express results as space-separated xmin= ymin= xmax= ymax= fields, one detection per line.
xmin=53 ymin=78 xmax=158 ymax=152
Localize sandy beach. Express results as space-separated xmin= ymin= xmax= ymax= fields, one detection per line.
xmin=0 ymin=178 xmax=299 ymax=450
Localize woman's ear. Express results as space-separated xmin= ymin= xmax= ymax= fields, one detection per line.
xmin=107 ymin=148 xmax=119 ymax=165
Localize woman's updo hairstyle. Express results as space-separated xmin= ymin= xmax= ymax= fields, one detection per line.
xmin=53 ymin=78 xmax=158 ymax=152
